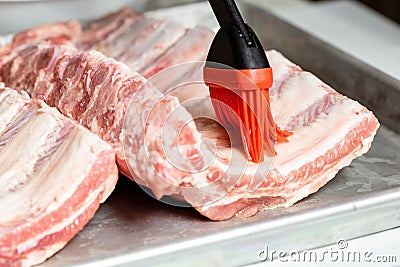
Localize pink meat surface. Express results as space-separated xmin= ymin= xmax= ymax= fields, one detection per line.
xmin=138 ymin=26 xmax=213 ymax=78
xmin=0 ymin=86 xmax=118 ymax=266
xmin=77 ymin=9 xmax=213 ymax=79
xmin=12 ymin=20 xmax=82 ymax=47
xmin=78 ymin=7 xmax=143 ymax=50
xmin=1 ymin=8 xmax=213 ymax=79
xmin=82 ymin=16 xmax=187 ymax=73
xmin=0 ymin=42 xmax=147 ymax=176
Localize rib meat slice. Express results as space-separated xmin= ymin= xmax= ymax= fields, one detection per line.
xmin=76 ymin=8 xmax=207 ymax=75
xmin=138 ymin=26 xmax=213 ymax=78
xmin=82 ymin=17 xmax=186 ymax=72
xmin=78 ymin=7 xmax=143 ymax=50
xmin=1 ymin=8 xmax=213 ymax=79
xmin=122 ymin=50 xmax=380 ymax=220
xmin=197 ymin=51 xmax=379 ymax=219
xmin=0 ymin=86 xmax=118 ymax=266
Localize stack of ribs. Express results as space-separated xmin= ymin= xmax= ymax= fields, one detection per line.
xmin=0 ymin=7 xmax=379 ymax=266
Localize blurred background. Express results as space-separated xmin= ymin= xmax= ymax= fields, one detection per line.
xmin=0 ymin=0 xmax=399 ymax=35
xmin=310 ymin=0 xmax=400 ymax=24
xmin=130 ymin=0 xmax=400 ymax=25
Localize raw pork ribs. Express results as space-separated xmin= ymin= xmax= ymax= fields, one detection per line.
xmin=122 ymin=50 xmax=380 ymax=220
xmin=0 ymin=86 xmax=118 ymax=266
xmin=0 ymin=8 xmax=380 ymax=221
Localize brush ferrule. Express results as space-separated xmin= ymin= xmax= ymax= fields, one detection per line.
xmin=204 ymin=67 xmax=273 ymax=91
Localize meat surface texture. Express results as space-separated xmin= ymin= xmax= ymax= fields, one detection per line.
xmin=77 ymin=8 xmax=213 ymax=78
xmin=0 ymin=8 xmax=379 ymax=221
xmin=13 ymin=20 xmax=82 ymax=47
xmin=3 ymin=7 xmax=214 ymax=79
xmin=0 ymin=42 xmax=148 ymax=176
xmin=0 ymin=86 xmax=118 ymax=266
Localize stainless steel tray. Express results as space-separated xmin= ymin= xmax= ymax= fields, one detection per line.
xmin=31 ymin=2 xmax=400 ymax=267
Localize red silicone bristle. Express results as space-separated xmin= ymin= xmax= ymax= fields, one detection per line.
xmin=206 ymin=67 xmax=292 ymax=163
xmin=238 ymin=90 xmax=271 ymax=162
xmin=210 ymin=86 xmax=272 ymax=163
xmin=210 ymin=87 xmax=239 ymax=128
xmin=261 ymin=88 xmax=292 ymax=144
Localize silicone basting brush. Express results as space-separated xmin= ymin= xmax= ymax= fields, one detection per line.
xmin=204 ymin=0 xmax=291 ymax=163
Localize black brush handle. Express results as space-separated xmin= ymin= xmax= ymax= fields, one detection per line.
xmin=208 ymin=0 xmax=244 ymax=28
xmin=208 ymin=0 xmax=252 ymax=46
xmin=206 ymin=0 xmax=270 ymax=69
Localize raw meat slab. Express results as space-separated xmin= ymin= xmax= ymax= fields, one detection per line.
xmin=0 ymin=86 xmax=118 ymax=266
xmin=122 ymin=50 xmax=380 ymax=220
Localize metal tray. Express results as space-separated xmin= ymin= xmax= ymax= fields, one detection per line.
xmin=23 ymin=2 xmax=398 ymax=266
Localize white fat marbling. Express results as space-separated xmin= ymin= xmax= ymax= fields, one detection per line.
xmin=274 ymin=99 xmax=369 ymax=175
xmin=271 ymin=71 xmax=329 ymax=127
xmin=0 ymin=89 xmax=29 ymax=133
